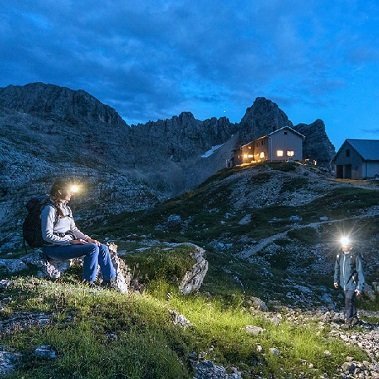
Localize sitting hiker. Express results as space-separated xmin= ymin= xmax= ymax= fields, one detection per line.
xmin=334 ymin=236 xmax=365 ymax=327
xmin=41 ymin=179 xmax=116 ymax=286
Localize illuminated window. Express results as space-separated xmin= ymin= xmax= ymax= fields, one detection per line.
xmin=243 ymin=154 xmax=248 ymax=159
xmin=276 ymin=150 xmax=284 ymax=157
xmin=287 ymin=150 xmax=294 ymax=157
xmin=259 ymin=152 xmax=265 ymax=159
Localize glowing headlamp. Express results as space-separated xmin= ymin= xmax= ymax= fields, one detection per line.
xmin=340 ymin=235 xmax=351 ymax=247
xmin=69 ymin=184 xmax=81 ymax=194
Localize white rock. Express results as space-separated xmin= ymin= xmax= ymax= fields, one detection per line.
xmin=269 ymin=348 xmax=280 ymax=356
xmin=34 ymin=345 xmax=57 ymax=359
xmin=169 ymin=310 xmax=192 ymax=329
xmin=245 ymin=325 xmax=265 ymax=336
xmin=0 ymin=259 xmax=28 ymax=274
xmin=0 ymin=348 xmax=21 ymax=376
xmin=238 ymin=214 xmax=252 ymax=225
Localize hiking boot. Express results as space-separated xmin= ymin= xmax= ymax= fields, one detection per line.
xmin=342 ymin=322 xmax=351 ymax=330
xmin=350 ymin=317 xmax=360 ymax=327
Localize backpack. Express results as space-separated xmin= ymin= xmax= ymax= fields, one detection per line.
xmin=22 ymin=196 xmax=58 ymax=251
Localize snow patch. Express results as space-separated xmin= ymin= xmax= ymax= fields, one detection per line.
xmin=201 ymin=144 xmax=224 ymax=158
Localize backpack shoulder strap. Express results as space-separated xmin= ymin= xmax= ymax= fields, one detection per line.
xmin=41 ymin=201 xmax=60 ymax=226
xmin=66 ymin=205 xmax=73 ymax=218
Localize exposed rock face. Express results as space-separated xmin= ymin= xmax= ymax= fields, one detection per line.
xmin=177 ymin=243 xmax=209 ymax=295
xmin=238 ymin=98 xmax=335 ymax=167
xmin=169 ymin=310 xmax=193 ymax=328
xmin=0 ymin=259 xmax=28 ymax=274
xmin=294 ymin=119 xmax=335 ymax=166
xmin=107 ymin=243 xmax=132 ymax=294
xmin=34 ymin=345 xmax=57 ymax=360
xmin=0 ymin=82 xmax=337 ymax=250
xmin=239 ymin=97 xmax=293 ymax=144
xmin=0 ymin=312 xmax=52 ymax=335
xmin=8 ymin=245 xmax=131 ymax=293
xmin=192 ymin=360 xmax=242 ymax=379
xmin=0 ymin=348 xmax=21 ymax=377
xmin=0 ymin=82 xmax=126 ymax=127
xmin=131 ymin=112 xmax=239 ymax=162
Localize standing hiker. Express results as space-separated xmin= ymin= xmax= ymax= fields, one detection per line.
xmin=334 ymin=236 xmax=365 ymax=327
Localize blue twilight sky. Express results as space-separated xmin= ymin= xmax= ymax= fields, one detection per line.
xmin=1 ymin=0 xmax=379 ymax=148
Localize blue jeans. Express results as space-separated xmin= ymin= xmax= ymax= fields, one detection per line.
xmin=44 ymin=243 xmax=116 ymax=283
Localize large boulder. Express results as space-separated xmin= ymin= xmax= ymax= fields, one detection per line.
xmin=15 ymin=244 xmax=131 ymax=293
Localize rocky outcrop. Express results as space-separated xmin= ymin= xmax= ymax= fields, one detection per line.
xmin=169 ymin=310 xmax=193 ymax=329
xmin=0 ymin=348 xmax=21 ymax=377
xmin=0 ymin=312 xmax=52 ymax=335
xmin=192 ymin=360 xmax=242 ymax=379
xmin=2 ymin=244 xmax=131 ymax=293
xmin=238 ymin=98 xmax=335 ymax=166
xmin=0 ymin=259 xmax=28 ymax=274
xmin=177 ymin=244 xmax=209 ymax=295
xmin=0 ymin=82 xmax=338 ymax=251
xmin=294 ymin=119 xmax=335 ymax=166
xmin=239 ymin=97 xmax=292 ymax=144
xmin=106 ymin=243 xmax=132 ymax=294
xmin=0 ymin=82 xmax=126 ymax=127
xmin=130 ymin=112 xmax=239 ymax=162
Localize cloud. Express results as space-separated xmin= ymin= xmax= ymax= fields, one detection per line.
xmin=361 ymin=128 xmax=379 ymax=134
xmin=0 ymin=0 xmax=379 ymax=125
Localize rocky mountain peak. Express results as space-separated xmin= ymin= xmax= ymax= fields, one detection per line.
xmin=177 ymin=111 xmax=195 ymax=122
xmin=239 ymin=97 xmax=293 ymax=143
xmin=294 ymin=119 xmax=335 ymax=165
xmin=0 ymin=82 xmax=127 ymax=127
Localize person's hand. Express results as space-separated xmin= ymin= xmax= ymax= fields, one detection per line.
xmin=355 ymin=289 xmax=361 ymax=296
xmin=334 ymin=282 xmax=339 ymax=289
xmin=86 ymin=237 xmax=101 ymax=246
xmin=70 ymin=239 xmax=88 ymax=245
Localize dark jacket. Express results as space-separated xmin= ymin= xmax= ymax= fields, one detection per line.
xmin=334 ymin=252 xmax=365 ymax=292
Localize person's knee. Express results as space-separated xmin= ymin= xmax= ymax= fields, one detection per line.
xmin=84 ymin=243 xmax=99 ymax=255
xmin=98 ymin=244 xmax=110 ymax=257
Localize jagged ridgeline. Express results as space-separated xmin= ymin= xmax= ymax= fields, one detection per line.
xmin=0 ymin=82 xmax=334 ymax=251
xmin=1 ymin=83 xmax=379 ymax=379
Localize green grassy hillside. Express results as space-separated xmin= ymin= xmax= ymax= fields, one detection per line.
xmin=1 ymin=162 xmax=378 ymax=378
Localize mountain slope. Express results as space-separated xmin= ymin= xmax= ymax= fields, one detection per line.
xmin=0 ymin=82 xmax=127 ymax=127
xmin=95 ymin=162 xmax=379 ymax=306
xmin=0 ymin=83 xmax=336 ymax=253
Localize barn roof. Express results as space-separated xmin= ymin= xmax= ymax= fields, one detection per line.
xmin=346 ymin=139 xmax=379 ymax=161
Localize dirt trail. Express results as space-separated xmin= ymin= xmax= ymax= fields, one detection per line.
xmin=238 ymin=208 xmax=379 ymax=259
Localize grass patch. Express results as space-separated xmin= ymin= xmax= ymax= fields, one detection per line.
xmin=0 ymin=278 xmax=367 ymax=378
